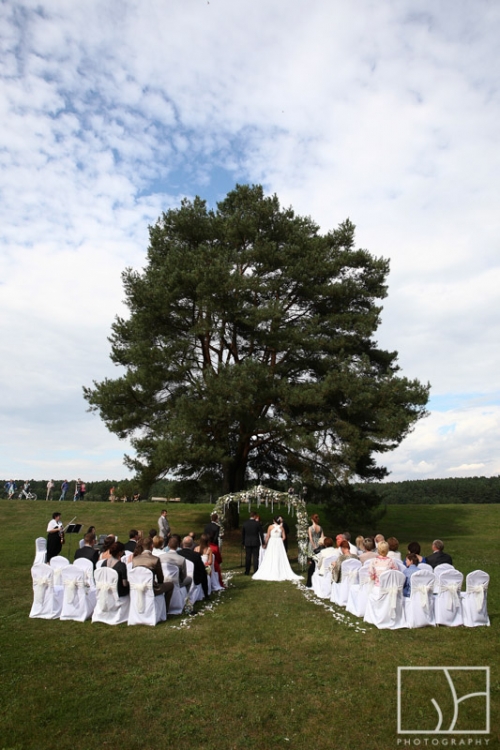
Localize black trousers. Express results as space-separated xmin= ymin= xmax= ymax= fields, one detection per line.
xmin=245 ymin=545 xmax=260 ymax=574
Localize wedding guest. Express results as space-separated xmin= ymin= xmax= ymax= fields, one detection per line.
xmin=204 ymin=513 xmax=221 ymax=547
xmin=374 ymin=533 xmax=385 ymax=551
xmin=75 ymin=532 xmax=100 ymax=569
xmin=367 ymin=541 xmax=398 ymax=585
xmin=194 ymin=533 xmax=213 ymax=570
xmin=124 ymin=529 xmax=140 ymax=553
xmin=132 ymin=536 xmax=174 ymax=610
xmin=178 ymin=536 xmax=209 ymax=598
xmin=99 ymin=535 xmax=116 ymax=561
xmin=387 ymin=537 xmax=402 ymax=560
xmin=158 ymin=509 xmax=170 ymax=541
xmin=355 ymin=536 xmax=366 ymax=555
xmin=403 ymin=553 xmax=420 ymax=597
xmin=331 ymin=540 xmax=358 ymax=583
xmin=99 ymin=541 xmax=129 ymax=597
xmin=359 ymin=538 xmax=377 ymax=564
xmin=307 ymin=514 xmax=323 ymax=556
xmin=209 ymin=535 xmax=224 ymax=588
xmin=160 ymin=537 xmax=192 ymax=589
xmin=342 ymin=532 xmax=357 ymax=555
xmin=407 ymin=541 xmax=426 ymax=564
xmin=152 ymin=535 xmax=165 ymax=557
xmin=315 ymin=538 xmax=338 ymax=574
xmin=426 ymin=540 xmax=453 ymax=569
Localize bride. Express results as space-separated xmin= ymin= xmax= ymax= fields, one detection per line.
xmin=252 ymin=517 xmax=302 ymax=582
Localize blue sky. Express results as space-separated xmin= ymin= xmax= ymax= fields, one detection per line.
xmin=1 ymin=0 xmax=499 ymax=482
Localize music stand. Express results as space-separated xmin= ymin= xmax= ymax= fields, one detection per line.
xmin=65 ymin=523 xmax=83 ymax=559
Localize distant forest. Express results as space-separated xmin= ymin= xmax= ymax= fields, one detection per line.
xmin=2 ymin=475 xmax=500 ymax=504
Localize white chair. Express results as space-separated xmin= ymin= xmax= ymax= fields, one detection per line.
xmin=346 ymin=565 xmax=371 ymax=617
xmin=60 ymin=565 xmax=95 ymax=621
xmin=49 ymin=555 xmax=69 ymax=616
xmin=312 ymin=555 xmax=336 ymax=599
xmin=394 ymin=560 xmax=407 ymax=573
xmin=433 ymin=563 xmax=455 ymax=593
xmin=128 ymin=567 xmax=167 ymax=626
xmin=331 ymin=559 xmax=361 ymax=606
xmin=184 ymin=559 xmax=204 ymax=605
xmin=79 ymin=538 xmax=85 ymax=549
xmin=34 ymin=538 xmax=47 ymax=565
xmin=29 ymin=564 xmax=59 ymax=619
xmin=92 ymin=567 xmax=130 ymax=625
xmin=161 ymin=562 xmax=186 ymax=615
xmin=435 ymin=569 xmax=464 ymax=626
xmin=364 ymin=570 xmax=407 ymax=629
xmin=461 ymin=570 xmax=490 ymax=627
xmin=403 ymin=569 xmax=436 ymax=628
xmin=418 ymin=563 xmax=433 ymax=572
xmin=74 ymin=558 xmax=97 ymax=611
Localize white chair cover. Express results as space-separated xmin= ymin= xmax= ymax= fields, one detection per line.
xmin=49 ymin=555 xmax=69 ymax=615
xmin=92 ymin=567 xmax=130 ymax=625
xmin=461 ymin=570 xmax=490 ymax=627
xmin=74 ymin=558 xmax=97 ymax=610
xmin=60 ymin=565 xmax=95 ymax=621
xmin=346 ymin=565 xmax=371 ymax=617
xmin=435 ymin=569 xmax=464 ymax=626
xmin=403 ymin=569 xmax=436 ymax=628
xmin=364 ymin=569 xmax=407 ymax=629
xmin=128 ymin=567 xmax=166 ymax=626
xmin=394 ymin=560 xmax=406 ymax=573
xmin=312 ymin=555 xmax=336 ymax=599
xmin=418 ymin=563 xmax=433 ymax=572
xmin=29 ymin=564 xmax=59 ymax=619
xmin=184 ymin=559 xmax=204 ymax=604
xmin=161 ymin=562 xmax=186 ymax=615
xmin=34 ymin=538 xmax=47 ymax=566
xmin=433 ymin=563 xmax=455 ymax=593
xmin=79 ymin=538 xmax=85 ymax=549
xmin=331 ymin=558 xmax=361 ymax=606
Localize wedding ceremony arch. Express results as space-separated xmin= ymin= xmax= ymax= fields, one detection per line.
xmin=212 ymin=485 xmax=309 ymax=566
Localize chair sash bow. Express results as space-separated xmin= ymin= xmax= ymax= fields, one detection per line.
xmin=33 ymin=575 xmax=52 ymax=604
xmin=63 ymin=578 xmax=84 ymax=605
xmin=412 ymin=583 xmax=433 ymax=610
xmin=130 ymin=581 xmax=150 ymax=613
xmin=96 ymin=581 xmax=117 ymax=611
xmin=382 ymin=584 xmax=400 ymax=617
xmin=468 ymin=583 xmax=487 ymax=611
xmin=440 ymin=583 xmax=461 ymax=610
xmin=53 ymin=568 xmax=64 ymax=585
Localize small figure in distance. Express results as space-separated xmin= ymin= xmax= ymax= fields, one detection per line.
xmin=46 ymin=479 xmax=55 ymax=501
xmin=59 ymin=480 xmax=69 ymax=501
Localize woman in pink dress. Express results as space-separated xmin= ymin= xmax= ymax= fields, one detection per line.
xmin=367 ymin=541 xmax=398 ymax=585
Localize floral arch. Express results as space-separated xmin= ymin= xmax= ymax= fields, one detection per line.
xmin=212 ymin=485 xmax=309 ymax=566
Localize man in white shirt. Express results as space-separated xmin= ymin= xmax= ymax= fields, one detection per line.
xmin=160 ymin=537 xmax=192 ymax=589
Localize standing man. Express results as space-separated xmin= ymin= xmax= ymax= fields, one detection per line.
xmin=74 ymin=479 xmax=82 ymax=502
xmin=204 ymin=513 xmax=221 ymax=547
xmin=158 ymin=509 xmax=170 ymax=541
xmin=6 ymin=480 xmax=16 ymax=500
xmin=46 ymin=511 xmax=64 ymax=562
xmin=46 ymin=479 xmax=55 ymax=501
xmin=241 ymin=512 xmax=264 ymax=575
xmin=59 ymin=480 xmax=68 ymax=501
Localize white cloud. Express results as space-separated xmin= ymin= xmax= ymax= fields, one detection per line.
xmin=1 ymin=0 xmax=499 ymax=480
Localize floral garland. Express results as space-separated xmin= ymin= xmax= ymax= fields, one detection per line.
xmin=212 ymin=485 xmax=309 ymax=567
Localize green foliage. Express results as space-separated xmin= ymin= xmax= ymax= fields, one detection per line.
xmin=84 ymin=184 xmax=429 ymax=497
xmin=378 ymin=475 xmax=500 ymax=504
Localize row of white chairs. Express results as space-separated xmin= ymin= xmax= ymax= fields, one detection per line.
xmin=311 ymin=557 xmax=490 ymax=629
xmin=29 ymin=555 xmax=207 ymax=626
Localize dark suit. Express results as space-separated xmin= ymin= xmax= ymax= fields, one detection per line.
xmin=426 ymin=550 xmax=453 ymax=569
xmin=99 ymin=559 xmax=129 ymax=597
xmin=124 ymin=540 xmax=137 ymax=553
xmin=241 ymin=518 xmax=264 ymax=575
xmin=74 ymin=545 xmax=100 ymax=569
xmin=177 ymin=548 xmax=209 ymax=597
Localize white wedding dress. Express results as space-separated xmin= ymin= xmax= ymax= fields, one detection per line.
xmin=252 ymin=525 xmax=302 ymax=582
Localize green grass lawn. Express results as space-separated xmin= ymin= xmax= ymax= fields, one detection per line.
xmin=0 ymin=500 xmax=498 ymax=750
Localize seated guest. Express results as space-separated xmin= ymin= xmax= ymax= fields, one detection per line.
xmin=152 ymin=535 xmax=165 ymax=557
xmin=132 ymin=536 xmax=174 ymax=610
xmin=331 ymin=540 xmax=358 ymax=583
xmin=177 ymin=536 xmax=209 ymax=599
xmin=407 ymin=541 xmax=426 ymax=564
xmin=160 ymin=537 xmax=192 ymax=589
xmin=124 ymin=529 xmax=139 ymax=553
xmin=99 ymin=535 xmax=116 ymax=561
xmin=99 ymin=541 xmax=129 ymax=597
xmin=194 ymin=533 xmax=214 ymax=570
xmin=359 ymin=538 xmax=377 ymax=564
xmin=355 ymin=536 xmax=366 ymax=555
xmin=314 ymin=538 xmax=336 ymax=575
xmin=74 ymin=532 xmax=100 ymax=569
xmin=367 ymin=541 xmax=398 ymax=585
xmin=208 ymin=533 xmax=224 ymax=588
xmin=387 ymin=537 xmax=402 ymax=560
xmin=342 ymin=532 xmax=358 ymax=555
xmin=374 ymin=533 xmax=385 ymax=552
xmin=403 ymin=553 xmax=420 ymax=597
xmin=426 ymin=539 xmax=453 ymax=569
xmin=148 ymin=528 xmax=157 ymax=541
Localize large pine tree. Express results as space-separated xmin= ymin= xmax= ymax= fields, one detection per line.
xmin=83 ymin=184 xmax=429 ymax=494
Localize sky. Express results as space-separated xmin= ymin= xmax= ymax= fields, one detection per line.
xmin=1 ymin=0 xmax=499 ymax=483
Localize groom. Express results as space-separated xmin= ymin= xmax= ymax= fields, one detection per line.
xmin=241 ymin=511 xmax=264 ymax=575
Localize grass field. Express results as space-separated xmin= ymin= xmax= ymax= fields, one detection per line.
xmin=0 ymin=500 xmax=498 ymax=750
